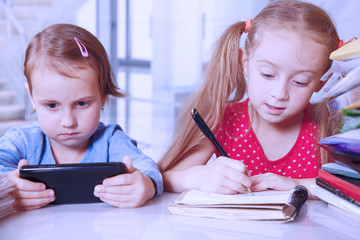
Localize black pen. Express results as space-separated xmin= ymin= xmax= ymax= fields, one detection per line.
xmin=191 ymin=108 xmax=228 ymax=156
xmin=191 ymin=108 xmax=252 ymax=193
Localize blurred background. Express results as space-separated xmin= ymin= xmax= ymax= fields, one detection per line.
xmin=0 ymin=0 xmax=359 ymax=162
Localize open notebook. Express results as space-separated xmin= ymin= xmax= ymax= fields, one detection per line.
xmin=168 ymin=185 xmax=308 ymax=222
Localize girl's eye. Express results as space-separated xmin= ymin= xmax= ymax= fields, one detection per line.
xmin=293 ymin=80 xmax=308 ymax=86
xmin=261 ymin=73 xmax=274 ymax=79
xmin=46 ymin=103 xmax=57 ymax=109
xmin=77 ymin=101 xmax=88 ymax=107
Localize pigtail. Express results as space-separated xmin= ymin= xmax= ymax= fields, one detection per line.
xmin=158 ymin=21 xmax=248 ymax=172
xmin=311 ymin=101 xmax=341 ymax=165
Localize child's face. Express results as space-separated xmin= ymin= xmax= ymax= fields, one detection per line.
xmin=29 ymin=66 xmax=106 ymax=151
xmin=242 ymin=29 xmax=329 ymax=125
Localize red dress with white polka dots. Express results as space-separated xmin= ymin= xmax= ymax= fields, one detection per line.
xmin=215 ymin=99 xmax=321 ymax=178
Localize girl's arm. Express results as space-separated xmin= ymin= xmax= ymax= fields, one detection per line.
xmin=108 ymin=126 xmax=163 ymax=198
xmin=163 ymin=140 xmax=251 ymax=194
xmin=250 ymin=173 xmax=317 ymax=199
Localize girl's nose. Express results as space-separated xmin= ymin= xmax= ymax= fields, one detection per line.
xmin=270 ymin=80 xmax=289 ymax=100
xmin=61 ymin=109 xmax=77 ymax=128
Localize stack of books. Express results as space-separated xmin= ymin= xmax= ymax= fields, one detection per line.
xmin=0 ymin=171 xmax=15 ymax=219
xmin=310 ymin=38 xmax=360 ymax=221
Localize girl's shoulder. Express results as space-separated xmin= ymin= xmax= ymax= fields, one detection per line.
xmin=93 ymin=123 xmax=123 ymax=139
xmin=2 ymin=122 xmax=44 ymax=141
xmin=92 ymin=122 xmax=137 ymax=146
xmin=0 ymin=123 xmax=45 ymax=158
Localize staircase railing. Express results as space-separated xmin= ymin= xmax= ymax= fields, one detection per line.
xmin=2 ymin=0 xmax=27 ymax=46
xmin=0 ymin=0 xmax=31 ymax=120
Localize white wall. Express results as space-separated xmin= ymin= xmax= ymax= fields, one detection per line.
xmin=304 ymin=0 xmax=360 ymax=41
xmin=202 ymin=0 xmax=269 ymax=62
xmin=151 ymin=0 xmax=270 ymax=89
xmin=152 ymin=0 xmax=203 ymax=89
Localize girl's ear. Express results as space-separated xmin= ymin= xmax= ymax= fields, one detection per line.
xmin=25 ymin=82 xmax=36 ymax=110
xmin=240 ymin=48 xmax=249 ymax=77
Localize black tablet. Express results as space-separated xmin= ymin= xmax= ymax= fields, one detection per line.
xmin=20 ymin=162 xmax=126 ymax=204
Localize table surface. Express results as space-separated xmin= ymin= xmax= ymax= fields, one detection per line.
xmin=1 ymin=192 xmax=359 ymax=240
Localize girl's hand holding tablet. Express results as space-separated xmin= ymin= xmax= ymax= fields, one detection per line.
xmin=94 ymin=156 xmax=156 ymax=208
xmin=8 ymin=159 xmax=55 ymax=211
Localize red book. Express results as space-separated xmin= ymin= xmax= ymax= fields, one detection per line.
xmin=318 ymin=169 xmax=360 ymax=202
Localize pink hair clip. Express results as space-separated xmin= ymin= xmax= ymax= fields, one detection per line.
xmin=337 ymin=37 xmax=358 ymax=49
xmin=244 ymin=19 xmax=252 ymax=33
xmin=74 ymin=37 xmax=89 ymax=57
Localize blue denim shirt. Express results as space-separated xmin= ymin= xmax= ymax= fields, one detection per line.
xmin=0 ymin=122 xmax=163 ymax=197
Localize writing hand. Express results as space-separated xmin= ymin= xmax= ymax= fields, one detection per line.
xmin=196 ymin=156 xmax=252 ymax=194
xmin=250 ymin=172 xmax=297 ymax=192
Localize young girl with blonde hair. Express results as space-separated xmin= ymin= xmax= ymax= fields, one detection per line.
xmin=0 ymin=24 xmax=162 ymax=210
xmin=158 ymin=0 xmax=341 ymax=198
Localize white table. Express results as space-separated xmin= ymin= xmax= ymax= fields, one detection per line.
xmin=0 ymin=193 xmax=359 ymax=240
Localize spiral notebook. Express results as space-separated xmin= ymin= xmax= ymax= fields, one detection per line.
xmin=168 ymin=185 xmax=308 ymax=222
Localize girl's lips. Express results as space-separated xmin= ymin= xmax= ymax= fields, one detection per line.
xmin=265 ymin=103 xmax=285 ymax=115
xmin=61 ymin=132 xmax=79 ymax=137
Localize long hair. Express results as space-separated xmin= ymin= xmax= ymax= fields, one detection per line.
xmin=24 ymin=23 xmax=126 ymax=99
xmin=159 ymin=0 xmax=340 ymax=171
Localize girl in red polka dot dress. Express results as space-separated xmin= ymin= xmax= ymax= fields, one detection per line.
xmin=159 ymin=0 xmax=341 ymax=199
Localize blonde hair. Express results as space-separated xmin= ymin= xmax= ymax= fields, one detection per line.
xmin=159 ymin=0 xmax=340 ymax=172
xmin=24 ymin=23 xmax=126 ymax=99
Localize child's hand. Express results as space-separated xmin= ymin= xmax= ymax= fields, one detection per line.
xmin=250 ymin=172 xmax=297 ymax=192
xmin=196 ymin=156 xmax=252 ymax=194
xmin=94 ymin=156 xmax=156 ymax=208
xmin=7 ymin=159 xmax=55 ymax=211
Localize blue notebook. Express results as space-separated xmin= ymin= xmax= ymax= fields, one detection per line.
xmin=322 ymin=162 xmax=360 ymax=179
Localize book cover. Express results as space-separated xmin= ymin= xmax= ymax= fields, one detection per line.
xmin=326 ymin=151 xmax=360 ymax=172
xmin=318 ymin=129 xmax=360 ymax=172
xmin=308 ymin=189 xmax=360 ymax=240
xmin=326 ymin=85 xmax=360 ymax=117
xmin=322 ymin=64 xmax=360 ymax=98
xmin=168 ymin=185 xmax=308 ymax=222
xmin=318 ymin=169 xmax=360 ymax=202
xmin=315 ymin=177 xmax=360 ymax=207
xmin=310 ymin=184 xmax=360 ymax=218
xmin=330 ymin=38 xmax=360 ymax=60
xmin=333 ymin=172 xmax=360 ymax=187
xmin=318 ymin=128 xmax=360 ymax=155
xmin=321 ymin=162 xmax=360 ymax=179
